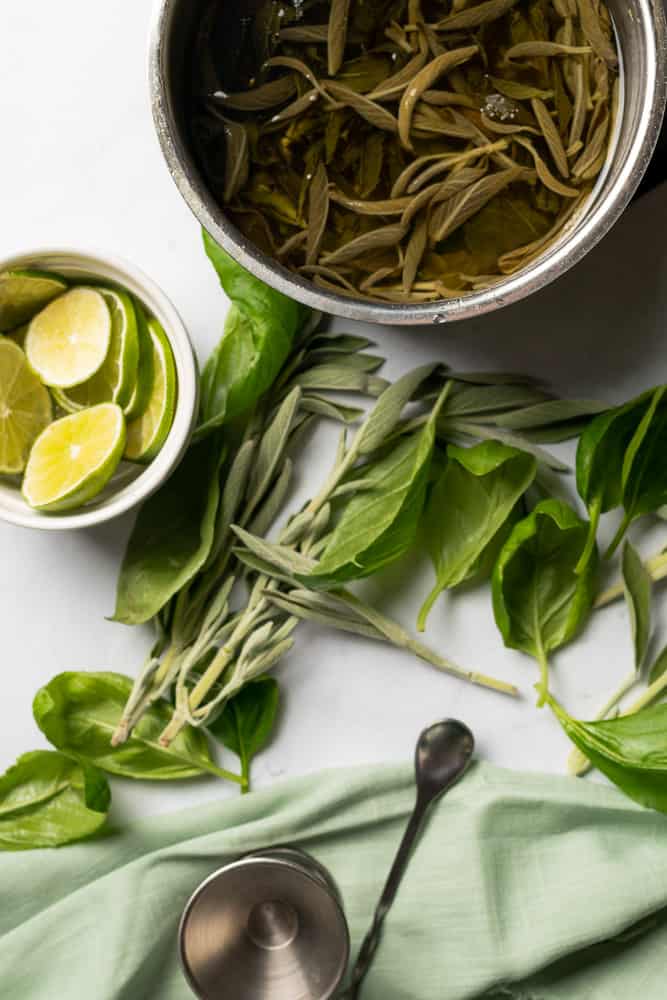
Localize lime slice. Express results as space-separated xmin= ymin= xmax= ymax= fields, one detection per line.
xmin=0 ymin=269 xmax=67 ymax=332
xmin=124 ymin=299 xmax=154 ymax=420
xmin=23 ymin=403 xmax=126 ymax=512
xmin=125 ymin=319 xmax=176 ymax=463
xmin=50 ymin=288 xmax=139 ymax=412
xmin=25 ymin=288 xmax=112 ymax=389
xmin=0 ymin=339 xmax=52 ymax=474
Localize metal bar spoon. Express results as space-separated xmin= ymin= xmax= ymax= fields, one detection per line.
xmin=340 ymin=719 xmax=475 ymax=1000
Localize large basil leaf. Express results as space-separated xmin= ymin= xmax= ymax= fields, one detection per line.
xmin=298 ymin=418 xmax=437 ymax=590
xmin=418 ymin=440 xmax=536 ymax=630
xmin=575 ymin=389 xmax=654 ymax=569
xmin=208 ymin=676 xmax=280 ymax=790
xmin=33 ymin=672 xmax=233 ymax=782
xmin=614 ymin=386 xmax=667 ymax=551
xmin=0 ymin=751 xmax=110 ymax=851
xmin=550 ymin=698 xmax=667 ymax=813
xmin=114 ymin=436 xmax=226 ymax=624
xmin=198 ymin=232 xmax=306 ymax=437
xmin=492 ymin=500 xmax=598 ymax=702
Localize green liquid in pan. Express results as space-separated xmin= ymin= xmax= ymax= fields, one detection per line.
xmin=190 ymin=0 xmax=619 ymax=303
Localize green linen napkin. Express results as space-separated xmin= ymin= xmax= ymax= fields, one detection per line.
xmin=1 ymin=760 xmax=667 ymax=1000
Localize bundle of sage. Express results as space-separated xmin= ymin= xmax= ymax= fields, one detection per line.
xmin=193 ymin=0 xmax=619 ymax=302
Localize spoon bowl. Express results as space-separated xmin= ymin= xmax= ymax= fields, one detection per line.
xmin=416 ymin=720 xmax=475 ymax=803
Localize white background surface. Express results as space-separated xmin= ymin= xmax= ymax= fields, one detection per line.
xmin=2 ymin=0 xmax=667 ymax=823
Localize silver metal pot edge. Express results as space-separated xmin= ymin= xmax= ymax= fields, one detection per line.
xmin=148 ymin=0 xmax=667 ymax=326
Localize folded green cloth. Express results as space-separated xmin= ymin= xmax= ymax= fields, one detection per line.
xmin=2 ymin=761 xmax=667 ymax=999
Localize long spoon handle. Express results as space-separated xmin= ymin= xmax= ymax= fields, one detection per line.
xmin=344 ymin=794 xmax=429 ymax=999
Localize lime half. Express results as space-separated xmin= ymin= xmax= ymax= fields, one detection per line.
xmin=23 ymin=403 xmax=126 ymax=512
xmin=0 ymin=339 xmax=52 ymax=474
xmin=0 ymin=269 xmax=67 ymax=332
xmin=25 ymin=288 xmax=111 ymax=389
xmin=52 ymin=288 xmax=139 ymax=411
xmin=125 ymin=319 xmax=176 ymax=463
xmin=123 ymin=299 xmax=154 ymax=420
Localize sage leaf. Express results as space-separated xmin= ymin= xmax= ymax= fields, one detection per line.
xmin=493 ymin=398 xmax=606 ymax=430
xmin=418 ymin=441 xmax=536 ymax=629
xmin=321 ymin=224 xmax=407 ymax=266
xmin=198 ymin=233 xmax=305 ymax=437
xmin=232 ymin=527 xmax=317 ymax=577
xmin=328 ymin=0 xmax=351 ymax=75
xmin=430 ymin=168 xmax=523 ymax=243
xmin=550 ymin=698 xmax=667 ymax=813
xmin=436 ymin=0 xmax=519 ymax=29
xmin=323 ymin=82 xmax=399 ymax=133
xmin=356 ymin=364 xmax=438 ymax=455
xmin=280 ymin=24 xmax=329 ymax=43
xmin=247 ymin=387 xmax=302 ymax=513
xmin=248 ymin=458 xmax=294 ymax=539
xmin=306 ymin=163 xmax=330 ymax=264
xmin=208 ymin=677 xmax=280 ymax=790
xmin=114 ymin=437 xmax=226 ymax=625
xmin=211 ymin=76 xmax=296 ymax=111
xmin=577 ymin=0 xmax=618 ymax=66
xmin=0 ymin=751 xmax=110 ymax=851
xmin=33 ymin=672 xmax=238 ymax=783
xmin=492 ymin=500 xmax=598 ymax=702
xmin=622 ymin=541 xmax=651 ymax=672
xmin=398 ymin=47 xmax=479 ymax=150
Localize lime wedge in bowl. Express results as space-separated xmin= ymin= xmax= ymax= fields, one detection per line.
xmin=25 ymin=288 xmax=111 ymax=388
xmin=125 ymin=319 xmax=176 ymax=463
xmin=123 ymin=299 xmax=154 ymax=420
xmin=0 ymin=269 xmax=67 ymax=332
xmin=52 ymin=288 xmax=139 ymax=411
xmin=0 ymin=339 xmax=52 ymax=474
xmin=23 ymin=403 xmax=126 ymax=512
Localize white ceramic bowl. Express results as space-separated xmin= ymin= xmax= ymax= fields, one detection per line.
xmin=0 ymin=248 xmax=198 ymax=530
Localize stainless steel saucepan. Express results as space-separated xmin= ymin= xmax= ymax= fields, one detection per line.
xmin=149 ymin=0 xmax=667 ymax=325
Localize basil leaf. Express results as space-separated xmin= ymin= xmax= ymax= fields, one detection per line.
xmin=418 ymin=441 xmax=536 ymax=629
xmin=33 ymin=672 xmax=232 ymax=782
xmin=299 ymin=420 xmax=437 ymax=590
xmin=621 ymin=541 xmax=651 ymax=672
xmin=614 ymin=387 xmax=667 ymax=552
xmin=198 ymin=233 xmax=306 ymax=437
xmin=0 ymin=751 xmax=110 ymax=851
xmin=575 ymin=389 xmax=654 ymax=569
xmin=550 ymin=698 xmax=667 ymax=813
xmin=113 ymin=437 xmax=226 ymax=625
xmin=208 ymin=677 xmax=280 ymax=790
xmin=492 ymin=500 xmax=598 ymax=702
